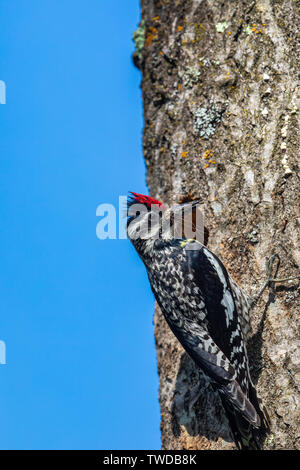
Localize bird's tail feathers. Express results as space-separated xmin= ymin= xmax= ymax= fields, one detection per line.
xmin=248 ymin=382 xmax=270 ymax=433
xmin=222 ymin=380 xmax=261 ymax=427
xmin=222 ymin=400 xmax=260 ymax=450
xmin=220 ymin=381 xmax=270 ymax=450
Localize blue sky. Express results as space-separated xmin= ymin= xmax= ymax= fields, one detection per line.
xmin=0 ymin=0 xmax=161 ymax=449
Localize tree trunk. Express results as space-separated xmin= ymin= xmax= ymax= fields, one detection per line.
xmin=135 ymin=0 xmax=300 ymax=450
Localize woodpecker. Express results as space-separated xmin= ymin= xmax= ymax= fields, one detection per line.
xmin=127 ymin=192 xmax=271 ymax=450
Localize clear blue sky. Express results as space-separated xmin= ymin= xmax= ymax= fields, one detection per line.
xmin=0 ymin=0 xmax=161 ymax=449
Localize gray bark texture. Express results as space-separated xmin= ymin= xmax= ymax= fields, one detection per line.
xmin=135 ymin=0 xmax=300 ymax=450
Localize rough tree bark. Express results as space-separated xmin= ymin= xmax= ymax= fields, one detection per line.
xmin=134 ymin=0 xmax=300 ymax=450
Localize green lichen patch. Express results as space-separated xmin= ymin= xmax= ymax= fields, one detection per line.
xmin=178 ymin=67 xmax=200 ymax=88
xmin=194 ymin=100 xmax=224 ymax=139
xmin=243 ymin=25 xmax=253 ymax=35
xmin=265 ymin=434 xmax=275 ymax=447
xmin=133 ymin=20 xmax=145 ymax=59
xmin=246 ymin=226 xmax=260 ymax=244
xmin=216 ymin=22 xmax=229 ymax=33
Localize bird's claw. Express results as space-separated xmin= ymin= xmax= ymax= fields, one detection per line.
xmin=250 ymin=254 xmax=299 ymax=309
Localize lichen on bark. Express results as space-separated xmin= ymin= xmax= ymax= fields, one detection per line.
xmin=138 ymin=0 xmax=300 ymax=450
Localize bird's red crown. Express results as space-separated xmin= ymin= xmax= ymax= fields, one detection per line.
xmin=129 ymin=192 xmax=163 ymax=208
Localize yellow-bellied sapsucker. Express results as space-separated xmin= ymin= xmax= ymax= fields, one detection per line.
xmin=127 ymin=192 xmax=271 ymax=450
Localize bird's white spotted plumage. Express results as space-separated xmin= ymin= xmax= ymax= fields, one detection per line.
xmin=127 ymin=194 xmax=270 ymax=449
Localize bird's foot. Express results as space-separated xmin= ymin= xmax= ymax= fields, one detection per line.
xmin=249 ymin=254 xmax=300 ymax=309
